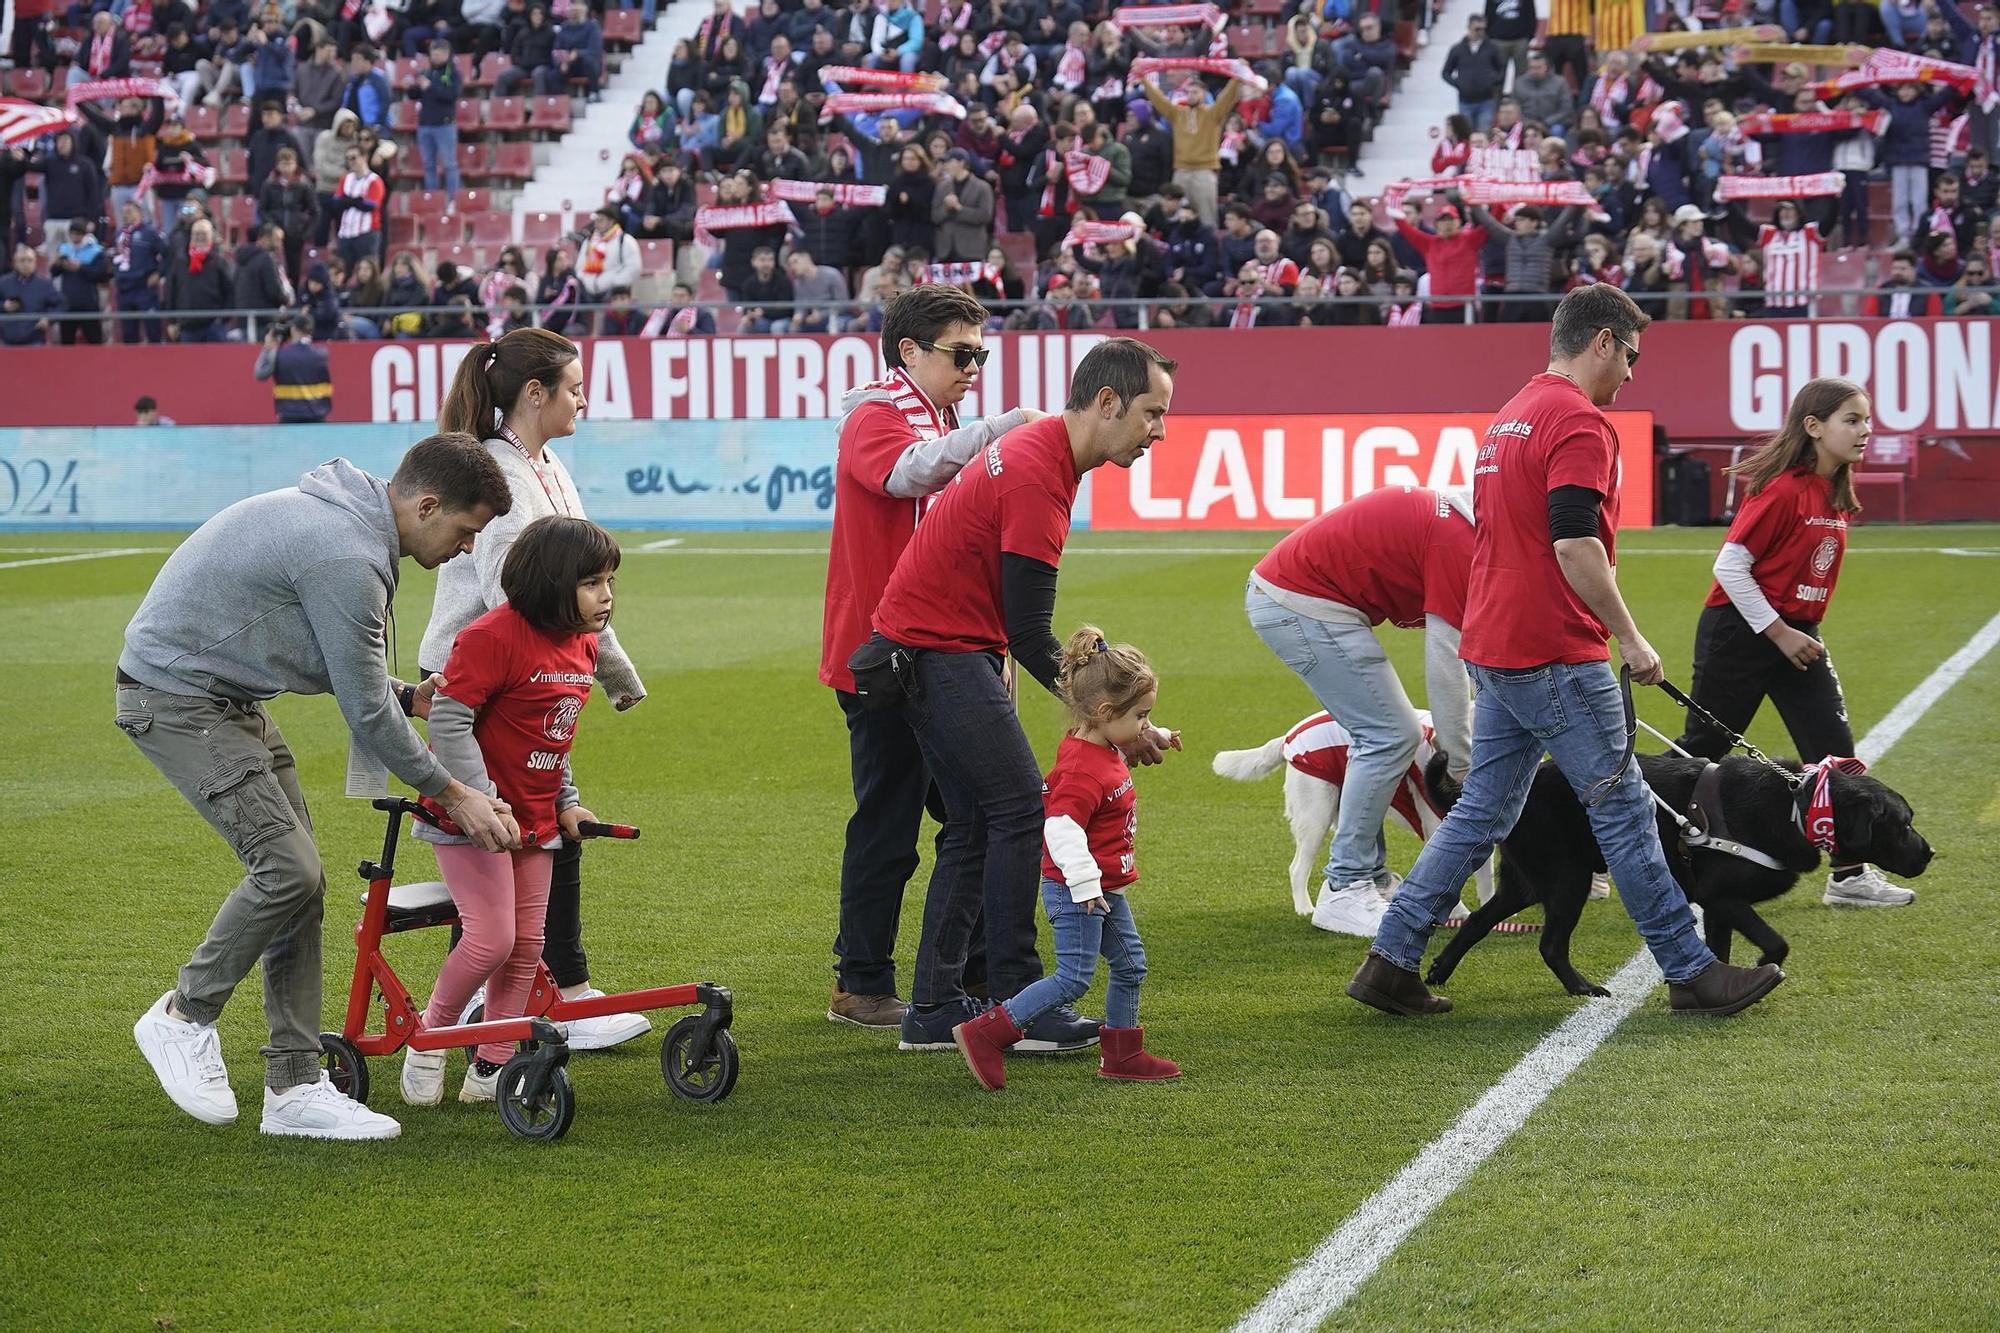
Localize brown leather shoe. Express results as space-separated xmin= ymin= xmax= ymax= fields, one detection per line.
xmin=1347 ymin=953 xmax=1453 ymax=1016
xmin=828 ymin=988 xmax=908 ymax=1029
xmin=1668 ymin=961 xmax=1785 ymax=1017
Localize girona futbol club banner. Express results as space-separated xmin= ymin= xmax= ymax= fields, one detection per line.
xmin=14 ymin=321 xmax=2000 ymax=439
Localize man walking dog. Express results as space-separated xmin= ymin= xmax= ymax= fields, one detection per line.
xmin=1348 ymin=285 xmax=1786 ymax=1018
xmin=122 ymin=435 xmax=520 ymax=1139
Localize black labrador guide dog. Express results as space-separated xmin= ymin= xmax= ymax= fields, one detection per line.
xmin=1423 ymin=753 xmax=1934 ymax=997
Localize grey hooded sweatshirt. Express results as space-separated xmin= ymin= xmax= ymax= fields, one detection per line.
xmin=118 ymin=459 xmax=451 ymax=798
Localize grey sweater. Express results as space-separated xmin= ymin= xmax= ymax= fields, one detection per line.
xmin=418 ymin=437 xmax=645 ymax=704
xmin=119 ymin=459 xmax=449 ymax=797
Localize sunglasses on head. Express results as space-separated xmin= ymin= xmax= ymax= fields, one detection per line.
xmin=917 ymin=339 xmax=989 ymax=370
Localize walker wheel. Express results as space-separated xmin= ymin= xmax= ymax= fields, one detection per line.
xmin=319 ymin=1033 xmax=369 ymax=1105
xmin=496 ymin=1055 xmax=576 ymax=1142
xmin=660 ymin=1016 xmax=739 ymax=1103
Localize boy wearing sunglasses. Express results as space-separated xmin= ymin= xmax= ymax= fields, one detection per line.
xmin=818 ymin=285 xmax=1042 ymax=1032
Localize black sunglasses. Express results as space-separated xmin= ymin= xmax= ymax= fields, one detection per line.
xmin=1611 ymin=332 xmax=1641 ymax=369
xmin=916 ymin=339 xmax=989 ymax=370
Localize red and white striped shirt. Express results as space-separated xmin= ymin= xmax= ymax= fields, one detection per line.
xmin=1757 ymin=222 xmax=1822 ymax=311
xmin=1282 ymin=710 xmax=1446 ymax=837
xmin=335 ymin=170 xmax=386 ymax=240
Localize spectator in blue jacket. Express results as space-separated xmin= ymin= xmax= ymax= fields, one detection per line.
xmin=1260 ymin=61 xmax=1306 ymax=153
xmin=30 ymin=131 xmax=106 ymax=258
xmin=340 ymin=46 xmax=393 ymax=131
xmin=241 ymin=15 xmax=297 ymax=105
xmin=868 ymin=0 xmax=923 ymax=73
xmin=112 ymin=200 xmax=169 ymax=344
xmin=1330 ymin=13 xmax=1395 ymax=109
xmin=1939 ymin=0 xmax=2000 ymax=157
xmin=544 ymin=1 xmax=604 ymax=97
xmin=1862 ymin=81 xmax=1957 ymax=248
xmin=54 ymin=218 xmax=114 ymax=344
xmin=0 ymin=245 xmax=65 ymax=346
xmin=411 ymin=38 xmax=464 ymax=193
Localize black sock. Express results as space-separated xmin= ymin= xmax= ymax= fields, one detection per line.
xmin=1832 ymin=865 xmax=1863 ymax=881
xmin=913 ymin=1002 xmax=943 ymax=1014
xmin=475 ymin=1058 xmax=504 ymax=1076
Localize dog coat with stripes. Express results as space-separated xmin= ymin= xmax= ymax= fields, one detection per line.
xmin=1281 ymin=711 xmax=1448 ymax=836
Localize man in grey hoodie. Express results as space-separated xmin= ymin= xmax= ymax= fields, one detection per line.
xmin=122 ymin=434 xmax=518 ymax=1141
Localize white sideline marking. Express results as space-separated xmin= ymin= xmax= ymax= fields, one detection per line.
xmin=1233 ymin=606 xmax=2000 ymax=1333
xmin=0 ymin=548 xmax=152 ymax=571
xmin=634 ymin=537 xmax=684 ymax=550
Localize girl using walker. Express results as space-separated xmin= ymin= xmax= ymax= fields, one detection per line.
xmin=952 ymin=626 xmax=1182 ymax=1091
xmin=1676 ymin=376 xmax=1913 ymax=908
xmin=402 ymin=516 xmax=623 ymax=1106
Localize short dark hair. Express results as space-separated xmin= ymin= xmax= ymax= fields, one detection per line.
xmin=1064 ymin=337 xmax=1178 ymax=413
xmin=500 ymin=515 xmax=622 ymax=634
xmin=1549 ymin=283 xmax=1650 ymax=359
xmin=880 ymin=285 xmax=989 ymax=369
xmin=1890 ymin=248 xmax=1917 ymax=265
xmin=391 ymin=432 xmax=514 ymax=517
xmin=1222 ymin=202 xmax=1251 ymax=224
xmin=135 ymin=395 xmax=157 ymax=412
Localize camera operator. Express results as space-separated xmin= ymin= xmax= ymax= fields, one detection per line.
xmin=253 ymin=314 xmax=333 ymax=423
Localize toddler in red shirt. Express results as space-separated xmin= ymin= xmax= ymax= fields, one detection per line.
xmin=952 ymin=626 xmax=1182 ymax=1091
xmin=402 ymin=516 xmax=620 ymax=1107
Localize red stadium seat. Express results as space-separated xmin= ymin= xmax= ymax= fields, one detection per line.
xmin=521 ymin=210 xmax=566 ymax=247
xmin=46 ymin=66 xmax=69 ymax=99
xmin=219 ymin=103 xmax=249 ymax=139
xmin=387 ymin=214 xmax=423 ymax=248
xmin=390 ymin=99 xmax=420 ymax=132
xmin=408 ymin=189 xmax=452 ymax=221
xmin=183 ymin=103 xmax=220 ymax=139
xmin=393 ymin=150 xmax=424 ymax=182
xmin=5 ymin=67 xmax=50 ymax=100
xmin=528 ymin=95 xmax=572 ymax=133
xmin=458 ymin=188 xmax=494 ymax=214
xmin=394 ymin=56 xmax=425 ymax=90
xmin=456 ymin=140 xmax=492 ymax=178
xmin=478 ymin=52 xmax=511 ymax=87
xmin=638 ymin=238 xmax=673 ymax=273
xmin=455 ymin=97 xmax=484 ymax=133
xmin=216 ymin=193 xmax=257 ymax=242
xmin=491 ymin=140 xmax=535 ymax=180
xmin=217 ymin=148 xmax=249 ymax=185
xmin=485 ymin=95 xmax=527 ymax=131
xmin=455 ymin=54 xmax=476 ymax=83
xmin=435 ymin=243 xmax=490 ymax=272
xmin=602 ymin=8 xmax=642 ymax=45
xmin=466 ymin=212 xmax=513 ymax=246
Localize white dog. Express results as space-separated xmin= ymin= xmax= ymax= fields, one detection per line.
xmin=1213 ymin=709 xmax=1494 ymax=934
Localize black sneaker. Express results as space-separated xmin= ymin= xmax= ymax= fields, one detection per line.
xmin=898 ymin=997 xmax=990 ymax=1051
xmin=1013 ymin=1004 xmax=1100 ymax=1055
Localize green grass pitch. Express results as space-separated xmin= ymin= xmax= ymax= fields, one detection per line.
xmin=1 ymin=525 xmax=1996 ymax=1330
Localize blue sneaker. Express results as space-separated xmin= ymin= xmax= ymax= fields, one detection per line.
xmin=1012 ymin=1004 xmax=1099 ymax=1055
xmin=898 ymin=997 xmax=990 ymax=1052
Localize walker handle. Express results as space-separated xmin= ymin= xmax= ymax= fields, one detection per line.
xmin=575 ymin=821 xmax=640 ymax=840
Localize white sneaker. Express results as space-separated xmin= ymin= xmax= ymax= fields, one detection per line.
xmin=1823 ymin=866 xmax=1916 ymax=907
xmin=460 ymin=1062 xmax=503 ymax=1103
xmin=1372 ymin=872 xmax=1405 ymax=905
xmin=1312 ymin=879 xmax=1386 ymax=937
xmin=133 ymin=991 xmax=238 ymax=1126
xmin=558 ymin=987 xmax=652 ymax=1051
xmin=1589 ymin=873 xmax=1611 ymax=901
xmin=401 ymin=1047 xmax=447 ymax=1106
xmin=456 ymin=985 xmax=486 ymax=1026
xmin=260 ymin=1073 xmax=401 ymax=1140
xmin=1441 ymin=898 xmax=1470 ymax=925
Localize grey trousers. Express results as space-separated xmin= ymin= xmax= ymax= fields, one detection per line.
xmin=1174 ymin=167 xmax=1220 ymax=228
xmin=116 ymin=684 xmax=327 ymax=1089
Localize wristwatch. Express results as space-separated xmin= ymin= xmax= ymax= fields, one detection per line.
xmin=396 ymin=681 xmax=418 ymax=716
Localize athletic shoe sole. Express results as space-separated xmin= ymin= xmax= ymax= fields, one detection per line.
xmin=258 ymin=1119 xmax=401 ymax=1140
xmin=896 ymin=1037 xmax=957 ymax=1052
xmin=1820 ymin=891 xmax=1916 ymax=908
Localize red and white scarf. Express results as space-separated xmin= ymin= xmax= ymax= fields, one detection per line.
xmin=1114 ymin=3 xmax=1226 ymax=30
xmin=1817 ymin=48 xmax=1981 ymax=99
xmin=1061 ymin=219 xmax=1139 ymax=250
xmin=693 ymin=200 xmax=796 ymax=241
xmin=1739 ymin=109 xmax=1889 ymax=136
xmin=1801 ymin=757 xmax=1867 ymax=852
xmin=66 ymin=76 xmax=178 ymax=111
xmin=1038 ymin=147 xmax=1081 ymax=217
xmin=819 ymin=91 xmax=965 ymax=121
xmin=1064 ymin=148 xmax=1111 ymax=196
xmin=1056 ymin=42 xmax=1088 ymax=91
xmin=1716 ymin=171 xmax=1843 ymax=201
xmin=769 ymin=178 xmax=886 ymax=206
xmin=1384 ymin=300 xmax=1422 ymax=327
xmin=759 ymin=55 xmax=791 ymax=104
xmin=1129 ymin=55 xmax=1265 ymax=92
xmin=1589 ymin=72 xmax=1630 ymax=124
xmin=1231 ymin=257 xmax=1297 ymax=326
xmin=918 ymin=260 xmax=999 ymax=287
xmin=88 ymin=29 xmax=118 ymax=76
xmin=123 ymin=0 xmax=153 ymax=34
xmin=134 ymin=157 xmax=217 ymax=199
xmin=818 ymin=65 xmax=945 ymax=91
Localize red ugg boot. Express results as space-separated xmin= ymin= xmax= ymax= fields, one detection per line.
xmin=953 ymin=1006 xmax=1023 ymax=1091
xmin=1096 ymin=1026 xmax=1181 ymax=1081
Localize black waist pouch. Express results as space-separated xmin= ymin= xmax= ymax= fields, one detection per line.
xmin=848 ymin=633 xmax=920 ymax=713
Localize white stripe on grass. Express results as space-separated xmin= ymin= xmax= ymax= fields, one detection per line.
xmin=0 ymin=548 xmax=152 ymax=572
xmin=1233 ymin=605 xmax=2000 ymax=1333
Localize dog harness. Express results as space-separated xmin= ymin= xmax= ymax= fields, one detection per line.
xmin=1677 ymin=763 xmax=1790 ymax=871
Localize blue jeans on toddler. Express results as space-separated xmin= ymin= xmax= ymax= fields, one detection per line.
xmin=1001 ymin=880 xmax=1146 ymax=1030
xmin=1371 ymin=660 xmax=1717 ymax=986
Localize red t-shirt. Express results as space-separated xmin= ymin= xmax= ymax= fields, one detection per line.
xmin=872 ymin=413 xmax=1079 ymax=653
xmin=1460 ymin=372 xmax=1621 ymax=669
xmin=819 ymin=370 xmax=957 ymax=692
xmin=1039 ymin=734 xmax=1138 ymax=892
xmin=420 ymin=604 xmax=597 ymax=844
xmin=1704 ymin=467 xmax=1847 ymax=624
xmin=1254 ymin=484 xmax=1473 ymax=628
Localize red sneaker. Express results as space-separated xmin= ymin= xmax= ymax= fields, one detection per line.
xmin=1096 ymin=1026 xmax=1181 ymax=1081
xmin=952 ymin=1006 xmax=1023 ymax=1091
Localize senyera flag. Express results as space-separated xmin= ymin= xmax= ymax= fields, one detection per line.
xmin=0 ymin=98 xmax=76 ymax=147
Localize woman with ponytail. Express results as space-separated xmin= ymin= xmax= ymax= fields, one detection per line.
xmin=1677 ymin=376 xmax=1910 ymax=908
xmin=420 ymin=325 xmax=656 ymax=1049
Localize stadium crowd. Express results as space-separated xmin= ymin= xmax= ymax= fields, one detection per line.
xmin=9 ymin=0 xmax=2000 ymax=342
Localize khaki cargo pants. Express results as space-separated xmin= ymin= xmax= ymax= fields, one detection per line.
xmin=116 ymin=684 xmax=327 ymax=1090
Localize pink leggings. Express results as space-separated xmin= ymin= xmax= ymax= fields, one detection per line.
xmin=425 ymin=843 xmax=554 ymax=1064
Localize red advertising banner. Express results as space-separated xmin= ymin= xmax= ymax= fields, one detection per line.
xmin=5 ymin=319 xmax=2000 ymax=440
xmin=1092 ymin=412 xmax=1655 ymax=530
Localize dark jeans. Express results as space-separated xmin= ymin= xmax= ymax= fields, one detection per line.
xmin=1542 ymin=33 xmax=1589 ymax=91
xmin=900 ymin=650 xmax=1044 ymax=1006
xmin=117 ymin=284 xmax=165 ymax=343
xmin=833 ymin=689 xmax=963 ymax=995
xmin=1677 ymin=603 xmax=1854 ymax=765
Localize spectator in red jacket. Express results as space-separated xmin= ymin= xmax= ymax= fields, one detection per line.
xmin=1392 ymin=189 xmax=1487 ymax=324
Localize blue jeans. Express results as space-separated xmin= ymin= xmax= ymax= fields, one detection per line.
xmin=418 ymin=123 xmax=460 ymax=194
xmin=1778 ymin=0 xmax=1833 ymax=42
xmin=1460 ymin=98 xmax=1496 ymax=131
xmin=1246 ymin=581 xmax=1415 ymax=887
xmin=1003 ymin=880 xmax=1145 ymax=1030
xmin=1371 ymin=661 xmax=1716 ymax=985
xmin=900 ymin=650 xmax=1046 ymax=1005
